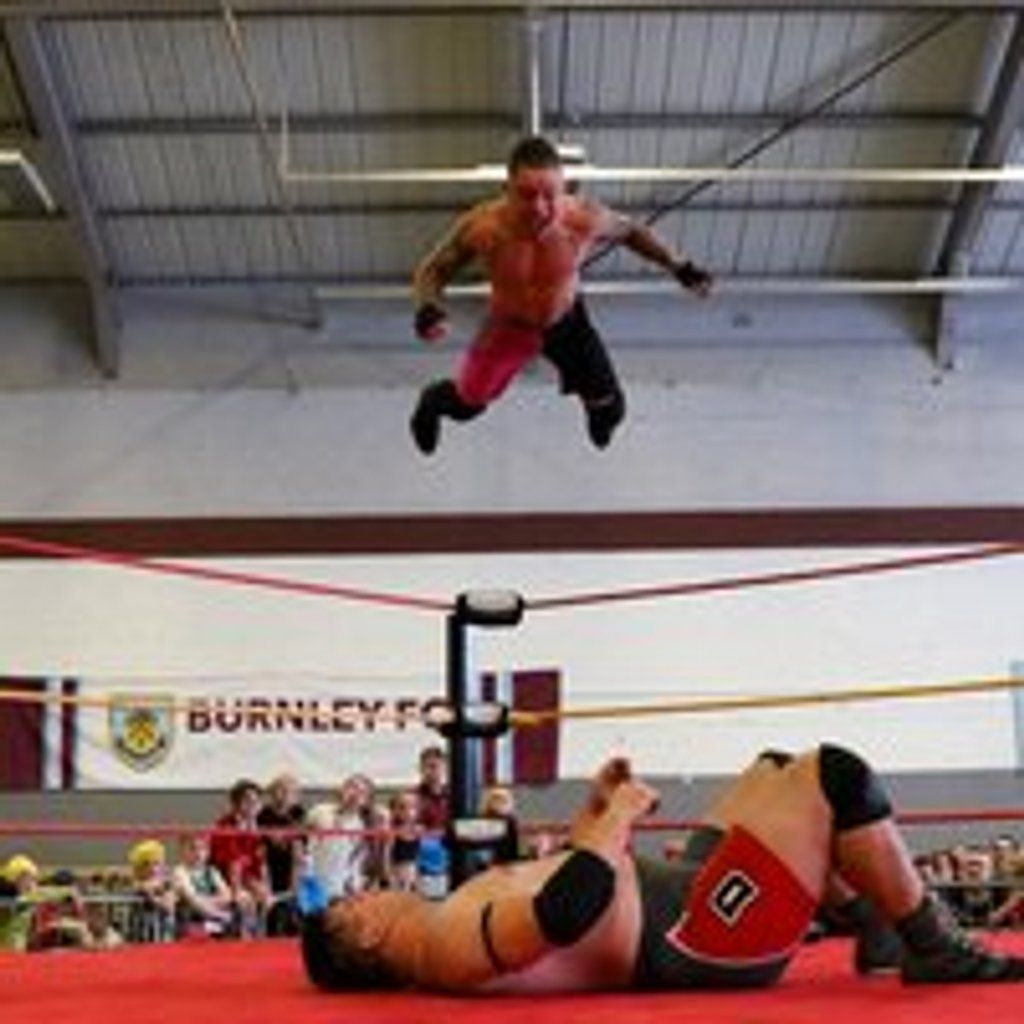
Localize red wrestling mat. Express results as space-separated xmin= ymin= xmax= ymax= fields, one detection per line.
xmin=2 ymin=935 xmax=1023 ymax=1024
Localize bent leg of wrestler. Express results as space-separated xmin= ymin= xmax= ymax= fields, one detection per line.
xmin=410 ymin=378 xmax=484 ymax=455
xmin=750 ymin=750 xmax=901 ymax=974
xmin=541 ymin=300 xmax=627 ymax=450
xmin=822 ymin=872 xmax=904 ymax=974
xmin=816 ymin=743 xmax=1024 ymax=983
xmin=700 ymin=750 xmax=833 ymax=900
xmin=410 ymin=321 xmax=540 ymax=454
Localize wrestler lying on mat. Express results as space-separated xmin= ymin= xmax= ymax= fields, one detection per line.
xmin=301 ymin=745 xmax=1024 ymax=993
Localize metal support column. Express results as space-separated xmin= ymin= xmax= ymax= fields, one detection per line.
xmin=445 ymin=590 xmax=524 ymax=889
xmin=936 ymin=14 xmax=1024 ymax=277
xmin=5 ymin=15 xmax=122 ymax=377
xmin=221 ymin=3 xmax=322 ymax=335
xmin=932 ymin=14 xmax=1024 ymax=367
xmin=521 ymin=8 xmax=544 ymax=137
xmin=446 ymin=608 xmax=478 ymax=891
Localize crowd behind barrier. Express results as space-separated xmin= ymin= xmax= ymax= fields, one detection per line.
xmin=2 ymin=746 xmax=1023 ymax=954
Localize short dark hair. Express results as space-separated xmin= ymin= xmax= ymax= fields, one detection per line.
xmin=301 ymin=911 xmax=399 ymax=991
xmin=419 ymin=744 xmax=445 ymax=764
xmin=228 ymin=778 xmax=260 ymax=806
xmin=507 ymin=135 xmax=562 ymax=176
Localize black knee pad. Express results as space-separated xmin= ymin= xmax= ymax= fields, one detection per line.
xmin=818 ymin=743 xmax=892 ymax=832
xmin=533 ymin=848 xmax=615 ymax=945
xmin=586 ymin=390 xmax=626 ymax=449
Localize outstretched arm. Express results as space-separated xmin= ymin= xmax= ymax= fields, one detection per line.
xmin=411 ymin=213 xmax=478 ymax=340
xmin=620 ymin=221 xmax=714 ymax=297
xmin=589 ymin=201 xmax=713 ymax=297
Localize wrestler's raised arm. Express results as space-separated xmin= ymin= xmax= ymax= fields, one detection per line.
xmin=412 ymin=775 xmax=657 ymax=990
xmin=411 ymin=212 xmax=479 ymax=341
xmin=584 ymin=198 xmax=714 ymax=298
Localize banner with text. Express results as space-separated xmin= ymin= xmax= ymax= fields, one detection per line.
xmin=72 ymin=672 xmax=560 ymax=789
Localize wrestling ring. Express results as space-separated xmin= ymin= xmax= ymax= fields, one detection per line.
xmin=1 ymin=531 xmax=1024 ymax=1022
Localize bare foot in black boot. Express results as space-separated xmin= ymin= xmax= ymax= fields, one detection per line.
xmin=899 ymin=895 xmax=1024 ymax=983
xmin=410 ymin=393 xmax=441 ymax=455
xmin=835 ymin=895 xmax=903 ymax=975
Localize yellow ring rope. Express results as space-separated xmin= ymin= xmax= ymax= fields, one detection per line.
xmin=2 ymin=675 xmax=1022 ymax=732
xmin=509 ymin=675 xmax=1024 ymax=728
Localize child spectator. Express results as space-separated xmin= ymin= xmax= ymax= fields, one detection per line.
xmin=172 ymin=834 xmax=237 ymax=938
xmin=307 ymin=773 xmax=380 ymax=899
xmin=0 ymin=855 xmax=87 ymax=951
xmin=415 ymin=745 xmax=449 ymax=831
xmin=128 ymin=839 xmax=177 ymax=942
xmin=209 ymin=778 xmax=270 ymax=934
xmin=384 ymin=790 xmax=422 ymax=891
xmin=479 ymin=785 xmax=521 ymax=864
xmin=82 ymin=901 xmax=124 ymax=951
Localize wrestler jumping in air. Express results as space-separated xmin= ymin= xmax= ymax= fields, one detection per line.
xmin=301 ymin=746 xmax=1024 ymax=993
xmin=409 ymin=135 xmax=713 ymax=455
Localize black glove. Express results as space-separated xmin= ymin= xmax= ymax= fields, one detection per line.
xmin=414 ymin=302 xmax=448 ymax=339
xmin=673 ymin=260 xmax=713 ymax=294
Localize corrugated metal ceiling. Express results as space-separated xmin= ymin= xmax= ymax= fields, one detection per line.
xmin=0 ymin=2 xmax=1023 ymax=371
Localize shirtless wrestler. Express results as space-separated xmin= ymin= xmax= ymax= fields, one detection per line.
xmin=301 ymin=746 xmax=1024 ymax=993
xmin=409 ymin=135 xmax=713 ymax=454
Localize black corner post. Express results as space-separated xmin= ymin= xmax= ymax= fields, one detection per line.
xmin=446 ymin=590 xmax=525 ymax=889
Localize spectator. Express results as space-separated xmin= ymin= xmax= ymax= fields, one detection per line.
xmin=384 ymin=790 xmax=422 ymax=892
xmin=209 ymin=778 xmax=270 ymax=933
xmin=415 ymin=745 xmax=449 ymax=832
xmin=924 ymin=848 xmax=959 ymax=902
xmin=82 ymin=901 xmax=123 ymax=951
xmin=257 ymin=772 xmax=305 ymax=936
xmin=307 ymin=773 xmax=380 ymax=900
xmin=957 ymin=848 xmax=999 ymax=927
xmin=172 ymin=834 xmax=237 ymax=938
xmin=991 ymin=835 xmax=1020 ymax=887
xmin=0 ymin=855 xmax=44 ymax=951
xmin=479 ymin=785 xmax=521 ymax=864
xmin=128 ymin=839 xmax=177 ymax=942
xmin=532 ymin=829 xmax=570 ymax=860
xmin=991 ymin=845 xmax=1024 ymax=929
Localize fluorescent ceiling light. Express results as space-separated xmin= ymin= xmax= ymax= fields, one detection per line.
xmin=0 ymin=150 xmax=57 ymax=213
xmin=283 ymin=161 xmax=1024 ymax=186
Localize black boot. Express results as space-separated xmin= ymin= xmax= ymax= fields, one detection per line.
xmin=834 ymin=895 xmax=903 ymax=975
xmin=410 ymin=380 xmax=483 ymax=455
xmin=899 ymin=894 xmax=1024 ymax=984
xmin=584 ymin=389 xmax=625 ymax=450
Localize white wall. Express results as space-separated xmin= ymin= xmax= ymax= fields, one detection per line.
xmin=1 ymin=286 xmax=1023 ymax=516
xmin=1 ymin=548 xmax=1021 ymax=775
xmin=1 ymin=287 xmax=1023 ymax=776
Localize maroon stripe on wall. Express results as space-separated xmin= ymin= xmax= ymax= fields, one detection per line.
xmin=512 ymin=670 xmax=560 ymax=786
xmin=61 ymin=678 xmax=77 ymax=790
xmin=2 ymin=508 xmax=1024 ymax=558
xmin=480 ymin=673 xmax=496 ymax=788
xmin=0 ymin=680 xmax=44 ymax=791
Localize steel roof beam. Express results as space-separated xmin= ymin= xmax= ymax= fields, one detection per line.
xmin=932 ymin=13 xmax=1024 ymax=368
xmin=521 ymin=7 xmax=544 ymax=136
xmin=935 ymin=14 xmax=1024 ymax=276
xmin=99 ymin=197 xmax=1011 ymax=216
xmin=5 ymin=15 xmax=121 ymax=376
xmin=3 ymin=3 xmax=1024 ymax=19
xmin=71 ymin=109 xmax=984 ymax=136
